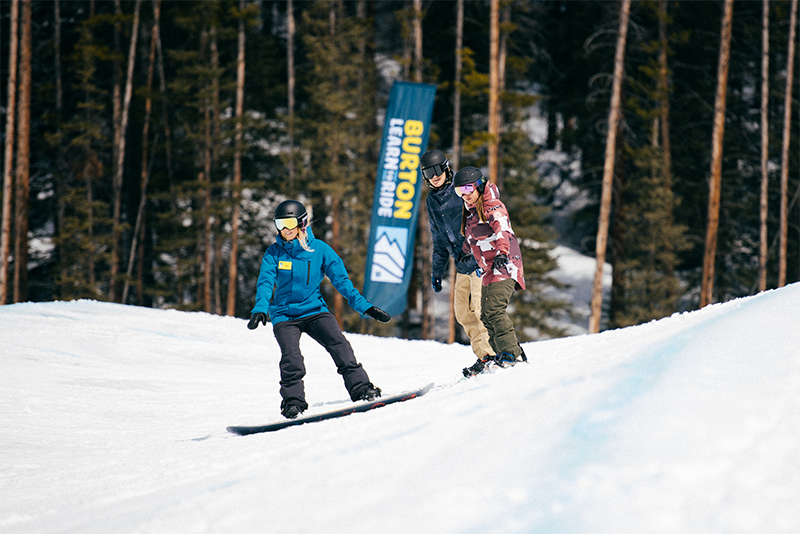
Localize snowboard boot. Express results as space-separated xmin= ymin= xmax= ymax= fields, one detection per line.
xmin=497 ymin=351 xmax=527 ymax=368
xmin=355 ymin=383 xmax=382 ymax=402
xmin=462 ymin=354 xmax=500 ymax=378
xmin=281 ymin=404 xmax=304 ymax=420
xmin=462 ymin=358 xmax=484 ymax=378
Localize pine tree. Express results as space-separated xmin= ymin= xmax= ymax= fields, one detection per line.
xmin=502 ymin=129 xmax=571 ymax=339
xmin=158 ymin=0 xmax=235 ymax=311
xmin=296 ymin=0 xmax=380 ymax=331
xmin=109 ymin=0 xmax=142 ymax=302
xmin=607 ymin=0 xmax=689 ymax=328
xmin=56 ymin=2 xmax=115 ymax=299
xmin=611 ymin=144 xmax=689 ymax=328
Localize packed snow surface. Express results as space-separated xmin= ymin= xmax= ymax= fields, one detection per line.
xmin=2 ymin=284 xmax=800 ymax=533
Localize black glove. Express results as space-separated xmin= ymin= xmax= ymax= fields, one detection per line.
xmin=248 ymin=312 xmax=267 ymax=330
xmin=365 ymin=306 xmax=391 ymax=323
xmin=492 ymin=253 xmax=508 ymax=271
xmin=457 ymin=251 xmax=474 ymax=265
xmin=431 ymin=275 xmax=442 ymax=293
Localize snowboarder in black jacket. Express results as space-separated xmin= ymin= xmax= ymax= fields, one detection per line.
xmin=421 ymin=150 xmax=495 ymax=359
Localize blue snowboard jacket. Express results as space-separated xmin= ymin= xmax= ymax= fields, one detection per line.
xmin=426 ymin=182 xmax=480 ymax=280
xmin=251 ymin=228 xmax=372 ymax=324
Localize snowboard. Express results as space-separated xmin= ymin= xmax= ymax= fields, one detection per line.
xmin=227 ymin=382 xmax=434 ymax=435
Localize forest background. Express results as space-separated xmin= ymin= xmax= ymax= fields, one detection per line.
xmin=0 ymin=0 xmax=798 ymax=344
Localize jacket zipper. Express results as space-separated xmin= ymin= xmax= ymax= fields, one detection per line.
xmin=307 ymin=261 xmax=311 ymax=285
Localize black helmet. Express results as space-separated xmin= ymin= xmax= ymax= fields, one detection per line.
xmin=274 ymin=199 xmax=308 ymax=230
xmin=420 ymin=149 xmax=453 ymax=190
xmin=452 ymin=166 xmax=486 ymax=197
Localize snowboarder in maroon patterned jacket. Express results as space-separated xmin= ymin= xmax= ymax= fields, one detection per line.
xmin=454 ymin=167 xmax=527 ymax=376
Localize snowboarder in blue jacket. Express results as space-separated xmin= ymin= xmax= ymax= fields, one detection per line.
xmin=248 ymin=200 xmax=391 ymax=419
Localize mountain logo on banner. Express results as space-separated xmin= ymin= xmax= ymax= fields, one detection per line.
xmin=369 ymin=226 xmax=408 ymax=284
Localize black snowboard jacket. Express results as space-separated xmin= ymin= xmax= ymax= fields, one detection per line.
xmin=426 ymin=182 xmax=480 ymax=280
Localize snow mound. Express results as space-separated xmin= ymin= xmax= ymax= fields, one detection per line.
xmin=2 ymin=284 xmax=800 ymax=533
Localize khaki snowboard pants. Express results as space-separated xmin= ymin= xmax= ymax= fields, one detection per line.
xmin=453 ymin=271 xmax=494 ymax=358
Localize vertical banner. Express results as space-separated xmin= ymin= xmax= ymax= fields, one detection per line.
xmin=363 ymin=81 xmax=437 ymax=317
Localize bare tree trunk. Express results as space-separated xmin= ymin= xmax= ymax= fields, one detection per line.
xmin=110 ymin=1 xmax=122 ymax=299
xmin=452 ymin=0 xmax=463 ymax=176
xmin=228 ymin=0 xmax=246 ymax=317
xmin=86 ymin=0 xmax=97 ymax=294
xmin=499 ymin=4 xmax=509 ymax=102
xmin=495 ymin=2 xmax=510 ymax=191
xmin=658 ymin=0 xmax=672 ymax=180
xmin=326 ymin=3 xmax=344 ymax=327
xmin=196 ymin=27 xmax=210 ymax=311
xmin=608 ymin=116 xmax=626 ymax=327
xmin=412 ymin=0 xmax=422 ymax=83
xmin=331 ymin=196 xmax=344 ymax=326
xmin=488 ymin=0 xmax=500 ymax=185
xmin=420 ymin=202 xmax=432 ymax=340
xmin=0 ymin=0 xmax=19 ymax=305
xmin=151 ymin=0 xmax=176 ymax=303
xmin=700 ymin=0 xmax=734 ymax=308
xmin=589 ymin=0 xmax=631 ymax=334
xmin=54 ymin=0 xmax=67 ymax=300
xmin=447 ymin=0 xmax=464 ymax=344
xmin=401 ymin=1 xmax=411 ymax=81
xmin=55 ymin=0 xmax=62 ymax=117
xmin=214 ymin=232 xmax=222 ymax=315
xmin=210 ymin=25 xmax=221 ymax=169
xmin=357 ymin=0 xmax=366 ymax=91
xmin=411 ymin=0 xmax=433 ymax=339
xmin=202 ymin=113 xmax=213 ymax=314
xmin=138 ymin=0 xmax=162 ymax=305
xmin=287 ymin=0 xmax=295 ymax=191
xmin=210 ymin=23 xmax=221 ymax=314
xmin=658 ymin=0 xmax=676 ymax=311
xmin=154 ymin=2 xmax=172 ymax=186
xmin=759 ymin=0 xmax=770 ymax=293
xmin=86 ymin=161 xmax=96 ymax=292
xmin=123 ymin=1 xmax=158 ymax=305
xmin=778 ymin=0 xmax=797 ymax=288
xmin=110 ymin=0 xmax=142 ymax=302
xmin=13 ymin=0 xmax=31 ymax=303
xmin=69 ymin=154 xmax=102 ymax=295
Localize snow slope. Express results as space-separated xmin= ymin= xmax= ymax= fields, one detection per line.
xmin=2 ymin=283 xmax=800 ymax=533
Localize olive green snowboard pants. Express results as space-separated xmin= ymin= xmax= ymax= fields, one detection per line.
xmin=480 ymin=278 xmax=522 ymax=358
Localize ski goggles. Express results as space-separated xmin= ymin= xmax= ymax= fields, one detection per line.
xmin=275 ymin=217 xmax=302 ymax=231
xmin=421 ymin=163 xmax=448 ymax=181
xmin=455 ymin=178 xmax=485 ymax=198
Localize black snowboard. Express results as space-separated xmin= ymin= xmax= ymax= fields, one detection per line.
xmin=227 ymin=382 xmax=434 ymax=435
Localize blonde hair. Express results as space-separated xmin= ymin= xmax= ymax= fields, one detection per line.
xmin=460 ymin=196 xmax=487 ymax=236
xmin=297 ymin=228 xmax=314 ymax=252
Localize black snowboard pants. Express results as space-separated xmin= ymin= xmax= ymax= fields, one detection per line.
xmin=272 ymin=312 xmax=371 ymax=411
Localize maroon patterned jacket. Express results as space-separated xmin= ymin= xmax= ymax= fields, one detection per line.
xmin=461 ymin=182 xmax=526 ymax=290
